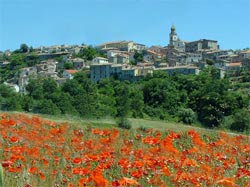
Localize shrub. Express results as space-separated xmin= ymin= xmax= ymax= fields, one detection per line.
xmin=117 ymin=118 xmax=131 ymax=129
xmin=230 ymin=109 xmax=250 ymax=132
xmin=177 ymin=108 xmax=196 ymax=125
xmin=222 ymin=109 xmax=250 ymax=132
xmin=220 ymin=115 xmax=234 ymax=130
xmin=138 ymin=125 xmax=148 ymax=132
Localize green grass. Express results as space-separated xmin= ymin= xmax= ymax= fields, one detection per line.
xmin=0 ymin=164 xmax=3 ymax=187
xmin=130 ymin=118 xmax=193 ymax=131
xmin=2 ymin=111 xmax=243 ymax=136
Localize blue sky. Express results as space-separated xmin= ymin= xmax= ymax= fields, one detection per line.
xmin=0 ymin=0 xmax=249 ymax=51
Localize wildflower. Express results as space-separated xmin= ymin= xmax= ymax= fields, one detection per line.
xmin=216 ymin=177 xmax=239 ymax=187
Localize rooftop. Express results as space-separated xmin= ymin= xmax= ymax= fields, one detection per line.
xmin=93 ymin=57 xmax=108 ymax=60
xmin=71 ymin=58 xmax=85 ymax=62
xmin=147 ymin=50 xmax=164 ymax=56
xmin=91 ymin=63 xmax=113 ymax=66
xmin=240 ymin=50 xmax=250 ymax=54
xmin=99 ymin=40 xmax=134 ymax=46
xmin=64 ymin=69 xmax=80 ymax=74
xmin=226 ymin=62 xmax=242 ymax=67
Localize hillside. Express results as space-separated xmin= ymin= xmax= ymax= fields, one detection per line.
xmin=16 ymin=111 xmax=234 ymax=136
xmin=0 ymin=112 xmax=249 ymax=187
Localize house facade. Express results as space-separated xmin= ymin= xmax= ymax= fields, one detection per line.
xmin=92 ymin=57 xmax=109 ymax=64
xmin=70 ymin=58 xmax=85 ymax=69
xmin=109 ymin=54 xmax=130 ymax=64
xmin=98 ymin=41 xmax=135 ymax=52
xmin=155 ymin=66 xmax=200 ymax=75
xmin=90 ymin=63 xmax=123 ymax=82
xmin=133 ymin=43 xmax=147 ymax=51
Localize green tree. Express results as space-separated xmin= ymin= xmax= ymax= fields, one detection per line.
xmin=20 ymin=95 xmax=34 ymax=112
xmin=42 ymin=78 xmax=58 ymax=97
xmin=20 ymin=43 xmax=29 ymax=53
xmin=64 ymin=62 xmax=73 ymax=69
xmin=9 ymin=53 xmax=25 ymax=69
xmin=0 ymin=84 xmax=22 ymax=111
xmin=129 ymin=60 xmax=136 ymax=66
xmin=58 ymin=93 xmax=78 ymax=115
xmin=142 ymin=76 xmax=185 ymax=116
xmin=130 ymin=85 xmax=144 ymax=118
xmin=0 ymin=84 xmax=16 ymax=98
xmin=114 ymin=81 xmax=131 ymax=117
xmin=134 ymin=51 xmax=143 ymax=63
xmin=61 ymin=79 xmax=83 ymax=96
xmin=97 ymin=79 xmax=117 ymax=117
xmin=205 ymin=58 xmax=214 ymax=65
xmin=36 ymin=99 xmax=60 ymax=115
xmin=5 ymin=96 xmax=22 ymax=111
xmin=26 ymin=79 xmax=44 ymax=100
xmin=49 ymin=92 xmax=78 ymax=115
xmin=77 ymin=46 xmax=98 ymax=61
xmin=62 ymin=73 xmax=99 ymax=117
xmin=73 ymin=90 xmax=96 ymax=116
xmin=27 ymin=52 xmax=39 ymax=66
xmin=187 ymin=68 xmax=239 ymax=127
xmin=29 ymin=46 xmax=34 ymax=52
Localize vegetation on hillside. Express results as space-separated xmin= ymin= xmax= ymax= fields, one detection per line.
xmin=0 ymin=67 xmax=249 ymax=133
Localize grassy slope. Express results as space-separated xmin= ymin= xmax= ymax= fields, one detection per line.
xmin=13 ymin=112 xmax=196 ymax=131
xmin=3 ymin=111 xmax=247 ymax=137
xmin=5 ymin=111 xmax=242 ymax=137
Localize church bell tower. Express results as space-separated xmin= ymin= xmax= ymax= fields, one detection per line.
xmin=169 ymin=24 xmax=178 ymax=46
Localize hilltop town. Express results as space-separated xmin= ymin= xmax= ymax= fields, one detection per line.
xmin=0 ymin=25 xmax=250 ymax=93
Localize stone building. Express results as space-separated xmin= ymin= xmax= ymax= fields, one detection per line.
xmin=98 ymin=41 xmax=147 ymax=52
xmin=185 ymin=39 xmax=219 ymax=53
xmin=90 ymin=63 xmax=123 ymax=82
xmin=98 ymin=41 xmax=135 ymax=52
xmin=155 ymin=66 xmax=200 ymax=75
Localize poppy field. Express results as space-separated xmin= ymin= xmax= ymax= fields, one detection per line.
xmin=0 ymin=113 xmax=249 ymax=187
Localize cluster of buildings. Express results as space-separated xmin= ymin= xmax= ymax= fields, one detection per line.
xmin=1 ymin=25 xmax=250 ymax=92
xmin=89 ymin=25 xmax=249 ymax=82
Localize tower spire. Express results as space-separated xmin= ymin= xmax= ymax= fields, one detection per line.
xmin=171 ymin=24 xmax=176 ymax=34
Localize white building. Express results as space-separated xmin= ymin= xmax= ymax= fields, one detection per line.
xmin=4 ymin=82 xmax=20 ymax=92
xmin=133 ymin=43 xmax=147 ymax=51
xmin=92 ymin=57 xmax=109 ymax=64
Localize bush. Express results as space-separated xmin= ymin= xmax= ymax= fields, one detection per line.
xmin=230 ymin=109 xmax=250 ymax=132
xmin=220 ymin=115 xmax=234 ymax=130
xmin=117 ymin=118 xmax=131 ymax=129
xmin=221 ymin=109 xmax=250 ymax=132
xmin=177 ymin=108 xmax=196 ymax=125
xmin=138 ymin=125 xmax=148 ymax=132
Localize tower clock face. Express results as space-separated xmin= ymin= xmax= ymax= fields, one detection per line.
xmin=172 ymin=35 xmax=177 ymax=41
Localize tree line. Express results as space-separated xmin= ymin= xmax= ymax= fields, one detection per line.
xmin=0 ymin=67 xmax=249 ymax=132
